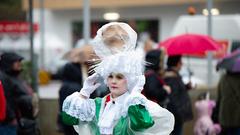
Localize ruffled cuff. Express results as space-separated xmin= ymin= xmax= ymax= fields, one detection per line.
xmin=125 ymin=92 xmax=147 ymax=107
xmin=62 ymin=92 xmax=96 ymax=122
xmin=121 ymin=92 xmax=147 ymax=117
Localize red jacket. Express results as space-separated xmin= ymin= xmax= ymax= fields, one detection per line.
xmin=0 ymin=81 xmax=6 ymax=121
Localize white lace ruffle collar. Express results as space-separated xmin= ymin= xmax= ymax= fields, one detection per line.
xmin=98 ymin=92 xmax=130 ymax=135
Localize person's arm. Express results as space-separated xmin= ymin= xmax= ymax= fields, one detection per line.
xmin=146 ymin=74 xmax=169 ymax=101
xmin=124 ymin=75 xmax=154 ymax=131
xmin=185 ymin=81 xmax=193 ymax=90
xmin=124 ymin=91 xmax=154 ymax=131
xmin=61 ymin=92 xmax=96 ymax=125
xmin=62 ymin=73 xmax=101 ymax=125
xmin=128 ymin=104 xmax=154 ymax=131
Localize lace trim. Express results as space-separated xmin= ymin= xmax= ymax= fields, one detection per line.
xmin=62 ymin=92 xmax=96 ymax=122
xmin=99 ymin=126 xmax=115 ymax=135
xmin=122 ymin=93 xmax=147 ymax=117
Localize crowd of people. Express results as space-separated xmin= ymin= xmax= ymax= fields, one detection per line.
xmin=1 ymin=22 xmax=240 ymax=135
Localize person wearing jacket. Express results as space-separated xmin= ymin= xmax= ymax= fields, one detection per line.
xmin=57 ymin=62 xmax=83 ymax=135
xmin=0 ymin=52 xmax=39 ymax=135
xmin=164 ymin=55 xmax=193 ymax=135
xmin=0 ymin=80 xmax=6 ymax=121
xmin=142 ymin=49 xmax=171 ymax=108
xmin=217 ymin=71 xmax=240 ymax=135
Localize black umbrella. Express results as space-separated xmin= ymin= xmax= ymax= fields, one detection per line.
xmin=216 ymin=49 xmax=240 ymax=73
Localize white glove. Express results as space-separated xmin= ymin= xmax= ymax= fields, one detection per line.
xmin=131 ymin=75 xmax=145 ymax=93
xmin=80 ymin=73 xmax=101 ymax=98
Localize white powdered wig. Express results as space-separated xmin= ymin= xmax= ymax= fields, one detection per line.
xmin=92 ymin=22 xmax=137 ymax=58
xmin=93 ymin=51 xmax=145 ymax=91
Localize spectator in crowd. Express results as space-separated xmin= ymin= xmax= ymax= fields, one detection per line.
xmin=142 ymin=49 xmax=171 ymax=108
xmin=0 ymin=52 xmax=39 ymax=135
xmin=217 ymin=71 xmax=240 ymax=135
xmin=57 ymin=62 xmax=83 ymax=135
xmin=164 ymin=55 xmax=193 ymax=135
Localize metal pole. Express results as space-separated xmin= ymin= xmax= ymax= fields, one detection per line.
xmin=83 ymin=0 xmax=90 ymax=44
xmin=207 ymin=0 xmax=213 ymax=89
xmin=40 ymin=0 xmax=45 ymax=68
xmin=29 ymin=0 xmax=38 ymax=92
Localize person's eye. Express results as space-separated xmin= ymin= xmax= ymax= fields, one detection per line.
xmin=108 ymin=74 xmax=113 ymax=78
xmin=116 ymin=74 xmax=124 ymax=79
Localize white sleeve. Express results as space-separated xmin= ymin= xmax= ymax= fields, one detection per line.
xmin=62 ymin=92 xmax=96 ymax=122
xmin=124 ymin=93 xmax=175 ymax=135
xmin=134 ymin=100 xmax=175 ymax=135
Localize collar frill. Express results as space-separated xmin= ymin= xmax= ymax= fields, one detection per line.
xmin=98 ymin=92 xmax=130 ymax=135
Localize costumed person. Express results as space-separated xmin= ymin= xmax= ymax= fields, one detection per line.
xmin=61 ymin=22 xmax=174 ymax=135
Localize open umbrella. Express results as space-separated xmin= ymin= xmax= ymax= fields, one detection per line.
xmin=159 ymin=33 xmax=221 ymax=86
xmin=158 ymin=33 xmax=221 ymax=56
xmin=216 ymin=49 xmax=240 ymax=72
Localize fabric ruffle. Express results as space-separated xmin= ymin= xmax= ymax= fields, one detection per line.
xmin=94 ymin=51 xmax=145 ymax=92
xmin=62 ymin=92 xmax=96 ymax=121
xmin=122 ymin=92 xmax=148 ymax=117
xmin=92 ymin=22 xmax=137 ymax=58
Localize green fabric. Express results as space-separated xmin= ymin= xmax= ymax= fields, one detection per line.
xmin=94 ymin=97 xmax=102 ymax=122
xmin=62 ymin=97 xmax=155 ymax=134
xmin=113 ymin=117 xmax=134 ymax=135
xmin=128 ymin=104 xmax=154 ymax=131
xmin=88 ymin=120 xmax=101 ymax=135
xmin=88 ymin=98 xmax=102 ymax=135
xmin=61 ymin=111 xmax=79 ymax=125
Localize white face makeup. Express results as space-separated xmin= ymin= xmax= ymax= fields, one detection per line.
xmin=107 ymin=73 xmax=128 ymax=98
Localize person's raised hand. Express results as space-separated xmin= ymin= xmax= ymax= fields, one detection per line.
xmin=80 ymin=73 xmax=101 ymax=98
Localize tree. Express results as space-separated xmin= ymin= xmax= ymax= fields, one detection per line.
xmin=0 ymin=0 xmax=26 ymax=21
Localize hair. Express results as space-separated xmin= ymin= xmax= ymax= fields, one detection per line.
xmin=167 ymin=55 xmax=182 ymax=68
xmin=93 ymin=51 xmax=145 ymax=92
xmin=145 ymin=50 xmax=162 ymax=71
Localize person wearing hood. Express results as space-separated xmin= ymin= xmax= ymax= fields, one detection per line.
xmin=0 ymin=52 xmax=39 ymax=135
xmin=142 ymin=49 xmax=171 ymax=108
xmin=57 ymin=62 xmax=83 ymax=135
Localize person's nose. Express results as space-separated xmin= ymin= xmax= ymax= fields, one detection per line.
xmin=111 ymin=77 xmax=117 ymax=84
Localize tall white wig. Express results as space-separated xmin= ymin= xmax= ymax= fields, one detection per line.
xmin=92 ymin=22 xmax=137 ymax=58
xmin=93 ymin=51 xmax=145 ymax=92
xmin=91 ymin=22 xmax=145 ymax=91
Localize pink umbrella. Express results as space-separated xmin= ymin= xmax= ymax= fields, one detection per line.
xmin=158 ymin=33 xmax=221 ymax=56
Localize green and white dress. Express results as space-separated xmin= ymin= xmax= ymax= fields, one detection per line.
xmin=62 ymin=91 xmax=174 ymax=135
